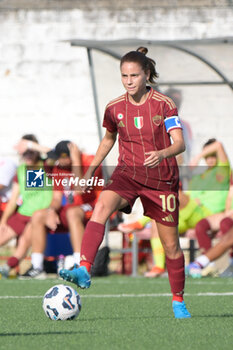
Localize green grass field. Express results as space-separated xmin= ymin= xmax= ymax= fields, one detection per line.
xmin=1 ymin=275 xmax=233 ymax=350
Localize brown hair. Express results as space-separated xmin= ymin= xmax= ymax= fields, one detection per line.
xmin=21 ymin=134 xmax=41 ymax=161
xmin=203 ymin=138 xmax=217 ymax=148
xmin=22 ymin=134 xmax=39 ymax=143
xmin=120 ymin=47 xmax=159 ymax=84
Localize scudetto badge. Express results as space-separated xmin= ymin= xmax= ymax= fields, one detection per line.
xmin=134 ymin=116 xmax=143 ymax=129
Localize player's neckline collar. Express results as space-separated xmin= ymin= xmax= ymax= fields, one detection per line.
xmin=126 ymin=87 xmax=152 ymax=106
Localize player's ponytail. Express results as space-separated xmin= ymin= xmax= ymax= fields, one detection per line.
xmin=120 ymin=47 xmax=159 ymax=84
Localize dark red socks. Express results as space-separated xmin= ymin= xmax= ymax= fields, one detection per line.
xmin=166 ymin=254 xmax=185 ymax=302
xmin=80 ymin=221 xmax=105 ymax=272
xmin=195 ymin=218 xmax=211 ymax=252
xmin=7 ymin=256 xmax=19 ymax=268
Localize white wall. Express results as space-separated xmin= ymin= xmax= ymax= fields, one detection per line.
xmin=0 ymin=6 xmax=232 ymax=166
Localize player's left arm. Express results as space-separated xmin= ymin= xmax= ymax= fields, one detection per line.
xmin=161 ymin=128 xmax=185 ymax=159
xmin=144 ymin=128 xmax=185 ymax=168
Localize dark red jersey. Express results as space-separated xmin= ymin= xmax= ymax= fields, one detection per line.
xmin=103 ymin=88 xmax=182 ymax=191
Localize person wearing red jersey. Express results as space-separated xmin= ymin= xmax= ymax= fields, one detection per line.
xmin=17 ymin=140 xmax=101 ymax=279
xmin=60 ymin=47 xmax=191 ymax=319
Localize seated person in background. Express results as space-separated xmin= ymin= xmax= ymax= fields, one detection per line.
xmin=185 ymin=171 xmax=233 ymax=278
xmin=0 ymin=135 xmax=52 ymax=278
xmin=178 ymin=183 xmax=212 ymax=236
xmin=188 ymin=139 xmax=231 ymax=252
xmin=192 ymin=183 xmax=233 ymax=255
xmin=20 ymin=140 xmax=102 ymax=279
xmin=186 ymin=216 xmax=233 ymax=278
xmin=0 ymin=157 xmax=16 ymax=217
xmin=188 ymin=138 xmax=230 ymax=215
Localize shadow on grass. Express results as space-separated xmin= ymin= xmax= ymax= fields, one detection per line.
xmin=0 ymin=331 xmax=95 ymax=337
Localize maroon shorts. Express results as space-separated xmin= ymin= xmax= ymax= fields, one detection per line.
xmin=7 ymin=212 xmax=31 ymax=236
xmin=104 ymin=171 xmax=179 ymax=227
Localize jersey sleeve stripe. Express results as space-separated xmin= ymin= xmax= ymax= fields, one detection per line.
xmin=152 ymin=92 xmax=176 ymax=110
xmin=152 ymin=96 xmax=174 ymax=110
xmin=106 ymin=95 xmax=126 ymax=109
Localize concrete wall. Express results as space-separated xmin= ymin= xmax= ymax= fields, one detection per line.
xmin=0 ymin=1 xmax=233 ymax=167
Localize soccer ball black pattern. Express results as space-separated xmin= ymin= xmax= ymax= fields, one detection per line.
xmin=42 ymin=284 xmax=81 ymax=321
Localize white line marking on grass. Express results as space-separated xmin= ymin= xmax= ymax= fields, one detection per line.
xmin=0 ymin=296 xmax=42 ymax=299
xmin=92 ymin=279 xmax=233 ymax=286
xmin=197 ymin=292 xmax=233 ymax=296
xmin=2 ymin=278 xmax=233 ymax=286
xmin=1 ymin=292 xmax=233 ymax=299
xmin=82 ymin=292 xmax=233 ymax=297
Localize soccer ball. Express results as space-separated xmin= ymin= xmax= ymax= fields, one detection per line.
xmin=42 ymin=284 xmax=81 ymax=321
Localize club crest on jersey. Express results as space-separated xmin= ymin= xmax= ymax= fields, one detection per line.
xmin=152 ymin=115 xmax=162 ymax=126
xmin=134 ymin=116 xmax=143 ymax=129
xmin=117 ymin=113 xmax=124 ymax=120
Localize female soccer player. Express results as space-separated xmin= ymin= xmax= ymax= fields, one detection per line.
xmin=60 ymin=47 xmax=191 ymax=319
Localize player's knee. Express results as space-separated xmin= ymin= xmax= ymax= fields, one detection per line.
xmin=32 ymin=209 xmax=47 ymax=223
xmin=94 ymin=200 xmax=105 ymax=214
xmin=66 ymin=206 xmax=83 ymax=222
xmin=162 ymin=241 xmax=180 ymax=257
xmin=220 ymin=217 xmax=233 ymax=235
xmin=93 ymin=200 xmax=111 ymax=218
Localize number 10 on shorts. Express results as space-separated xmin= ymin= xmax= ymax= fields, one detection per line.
xmin=159 ymin=194 xmax=176 ymax=212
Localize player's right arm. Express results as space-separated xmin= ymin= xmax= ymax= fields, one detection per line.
xmin=85 ymin=130 xmax=117 ymax=178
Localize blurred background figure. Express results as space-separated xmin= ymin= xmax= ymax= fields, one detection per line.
xmin=185 ymin=170 xmax=233 ymax=278
xmin=0 ymin=157 xmax=16 ymax=218
xmin=188 ymin=139 xmax=230 ymax=248
xmin=186 ymin=218 xmax=233 ymax=278
xmin=0 ymin=135 xmax=52 ymax=278
xmin=19 ymin=139 xmax=102 ymax=279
